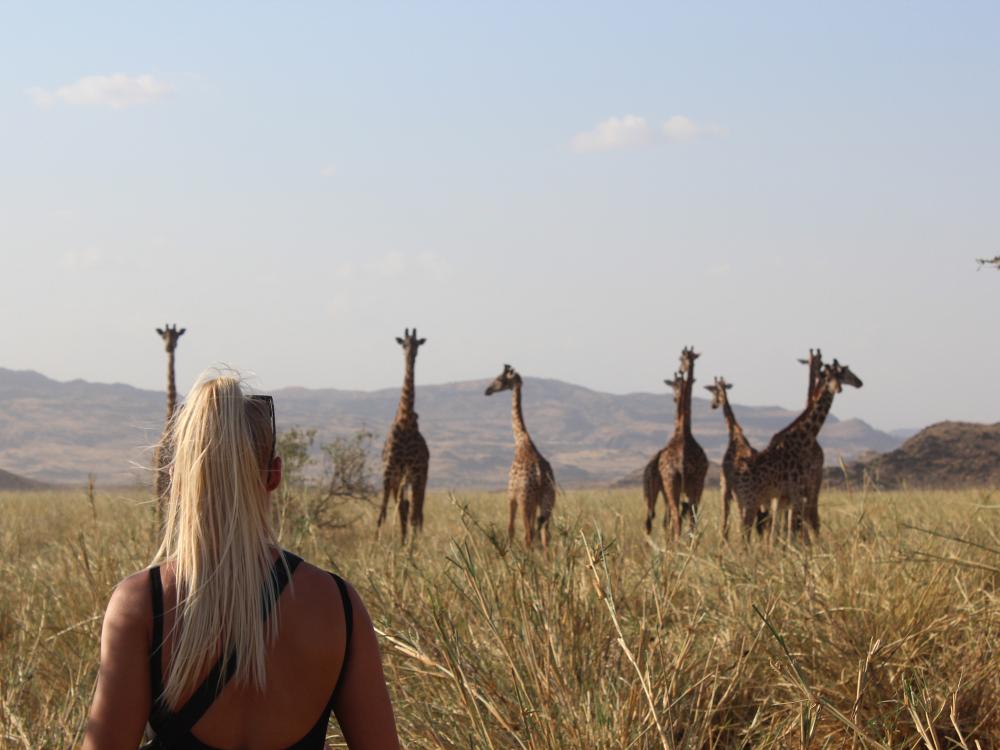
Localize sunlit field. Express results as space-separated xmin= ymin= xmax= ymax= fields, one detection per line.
xmin=1 ymin=485 xmax=998 ymax=748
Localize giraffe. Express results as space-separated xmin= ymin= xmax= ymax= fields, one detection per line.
xmin=732 ymin=360 xmax=863 ymax=544
xmin=705 ymin=377 xmax=757 ymax=541
xmin=153 ymin=324 xmax=185 ymax=506
xmin=656 ymin=347 xmax=709 ymax=539
xmin=377 ymin=328 xmax=430 ymax=543
xmin=761 ymin=348 xmax=825 ymax=536
xmin=643 ymin=375 xmax=684 ymax=534
xmin=797 ymin=348 xmax=825 ymax=534
xmin=485 ymin=364 xmax=556 ymax=548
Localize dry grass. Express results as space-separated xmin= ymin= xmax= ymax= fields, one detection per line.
xmin=1 ymin=485 xmax=999 ymax=748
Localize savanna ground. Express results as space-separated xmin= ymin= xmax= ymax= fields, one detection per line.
xmin=1 ymin=485 xmax=999 ymax=749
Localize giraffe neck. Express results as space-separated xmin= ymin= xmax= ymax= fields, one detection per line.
xmin=394 ymin=352 xmax=417 ymax=423
xmin=681 ymin=367 xmax=695 ymax=438
xmin=672 ymin=387 xmax=686 ymax=437
xmin=807 ymin=361 xmax=821 ymax=408
xmin=799 ymin=385 xmax=835 ymax=440
xmin=165 ymin=349 xmax=177 ymax=422
xmin=721 ymin=396 xmax=748 ymax=446
xmin=511 ymin=382 xmax=531 ymax=446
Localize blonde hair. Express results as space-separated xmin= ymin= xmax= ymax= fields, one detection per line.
xmin=152 ymin=372 xmax=281 ymax=709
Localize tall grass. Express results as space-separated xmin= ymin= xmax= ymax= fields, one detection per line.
xmin=1 ymin=485 xmax=998 ymax=748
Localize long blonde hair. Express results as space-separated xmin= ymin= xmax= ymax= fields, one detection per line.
xmin=153 ymin=372 xmax=281 ymax=709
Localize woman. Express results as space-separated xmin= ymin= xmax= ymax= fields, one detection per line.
xmin=83 ymin=374 xmax=400 ymax=749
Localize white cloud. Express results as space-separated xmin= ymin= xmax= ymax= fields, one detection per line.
xmin=320 ymin=164 xmax=337 ymax=178
xmin=572 ymin=114 xmax=726 ymax=152
xmin=27 ymin=74 xmax=173 ymax=109
xmin=570 ymin=115 xmax=653 ymax=152
xmin=663 ymin=115 xmax=727 ymax=141
xmin=663 ymin=115 xmax=700 ymax=141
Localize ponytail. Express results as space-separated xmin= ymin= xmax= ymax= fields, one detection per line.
xmin=152 ymin=372 xmax=280 ymax=708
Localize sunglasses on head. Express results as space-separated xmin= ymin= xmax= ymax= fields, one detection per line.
xmin=248 ymin=394 xmax=276 ymax=466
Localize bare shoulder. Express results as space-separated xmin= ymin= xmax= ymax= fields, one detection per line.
xmin=288 ymin=558 xmax=369 ymax=621
xmin=290 ymin=557 xmax=340 ymax=592
xmin=105 ymin=569 xmax=153 ymax=629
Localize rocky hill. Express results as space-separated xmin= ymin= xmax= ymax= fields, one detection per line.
xmin=0 ymin=367 xmax=901 ymax=488
xmin=829 ymin=421 xmax=1000 ymax=489
xmin=0 ymin=467 xmax=50 ymax=491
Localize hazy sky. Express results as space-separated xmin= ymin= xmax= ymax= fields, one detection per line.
xmin=1 ymin=2 xmax=998 ymax=430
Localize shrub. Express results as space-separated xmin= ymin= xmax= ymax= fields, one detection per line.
xmin=274 ymin=427 xmax=376 ymax=545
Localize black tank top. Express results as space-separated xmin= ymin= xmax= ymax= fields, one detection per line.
xmin=144 ymin=551 xmax=353 ymax=749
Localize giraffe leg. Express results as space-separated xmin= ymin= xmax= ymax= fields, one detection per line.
xmin=798 ymin=490 xmax=813 ymax=545
xmin=769 ymin=497 xmax=781 ymax=548
xmin=807 ymin=480 xmax=821 ymax=535
xmin=644 ymin=467 xmax=659 ymax=535
xmin=779 ymin=498 xmax=796 ymax=545
xmin=720 ymin=475 xmax=731 ymax=542
xmin=508 ymin=495 xmax=518 ymax=544
xmin=410 ymin=471 xmax=427 ymax=535
xmin=740 ymin=501 xmax=757 ymax=544
xmin=755 ymin=509 xmax=771 ymax=537
xmin=376 ymin=475 xmax=394 ymax=540
xmin=687 ymin=476 xmax=705 ymax=533
xmin=807 ymin=502 xmax=820 ymax=535
xmin=523 ymin=495 xmax=538 ymax=548
xmin=538 ymin=513 xmax=550 ymax=550
xmin=398 ymin=484 xmax=410 ymax=544
xmin=537 ymin=486 xmax=554 ymax=551
xmin=789 ymin=497 xmax=801 ymax=536
xmin=664 ymin=474 xmax=683 ymax=540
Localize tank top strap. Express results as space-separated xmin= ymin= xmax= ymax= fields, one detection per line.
xmin=148 ymin=566 xmax=165 ymax=701
xmin=329 ymin=573 xmax=354 ymax=698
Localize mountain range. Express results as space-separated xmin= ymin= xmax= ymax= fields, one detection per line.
xmin=0 ymin=367 xmax=902 ymax=488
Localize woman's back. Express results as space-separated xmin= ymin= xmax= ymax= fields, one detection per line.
xmin=149 ymin=552 xmax=349 ymax=748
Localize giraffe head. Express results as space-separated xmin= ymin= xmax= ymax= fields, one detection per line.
xmin=679 ymin=346 xmax=700 ymax=376
xmin=395 ymin=328 xmax=427 ymax=360
xmin=156 ymin=324 xmax=186 ymax=353
xmin=485 ymin=364 xmax=522 ymax=395
xmin=704 ymin=376 xmax=733 ymax=410
xmin=819 ymin=359 xmax=864 ymax=395
xmin=663 ymin=371 xmax=686 ymax=405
